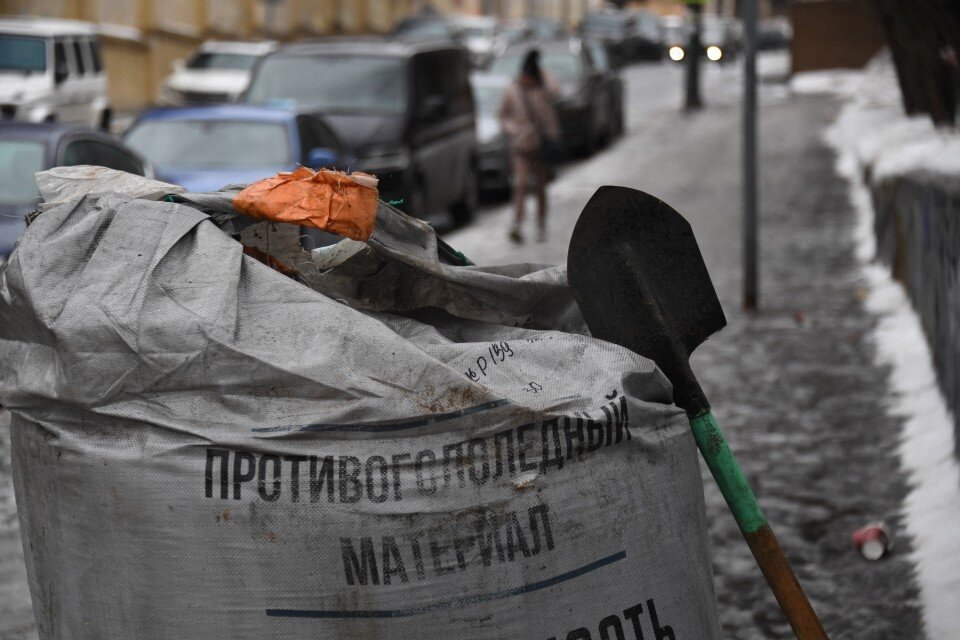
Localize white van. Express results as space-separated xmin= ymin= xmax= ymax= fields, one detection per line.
xmin=158 ymin=40 xmax=276 ymax=106
xmin=0 ymin=17 xmax=111 ymax=129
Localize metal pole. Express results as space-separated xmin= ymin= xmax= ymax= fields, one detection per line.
xmin=742 ymin=0 xmax=758 ymax=310
xmin=685 ymin=3 xmax=703 ymax=110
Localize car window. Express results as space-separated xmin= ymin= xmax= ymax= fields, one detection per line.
xmin=126 ymin=119 xmax=290 ymax=170
xmin=414 ymin=52 xmax=446 ymax=122
xmin=297 ymin=116 xmax=341 ymax=159
xmin=62 ymin=139 xmax=145 ymax=175
xmin=89 ymin=38 xmax=103 ymax=73
xmin=0 ymin=140 xmax=44 ymax=205
xmin=0 ymin=35 xmax=47 ymax=73
xmin=491 ymin=51 xmax=582 ymax=83
xmin=72 ymin=39 xmax=87 ymax=75
xmin=414 ymin=51 xmax=470 ymax=120
xmin=187 ymin=52 xmax=258 ymax=71
xmin=54 ymin=40 xmax=69 ymax=79
xmin=394 ymin=19 xmax=454 ymax=40
xmin=588 ymin=43 xmax=611 ymax=72
xmin=447 ymin=51 xmax=473 ymax=117
xmin=247 ymin=55 xmax=407 ymax=115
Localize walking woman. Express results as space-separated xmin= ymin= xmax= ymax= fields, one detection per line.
xmin=498 ymin=49 xmax=561 ymax=243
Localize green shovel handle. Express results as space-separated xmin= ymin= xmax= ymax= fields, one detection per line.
xmin=690 ymin=411 xmax=767 ymax=533
xmin=690 ymin=411 xmax=829 ymax=640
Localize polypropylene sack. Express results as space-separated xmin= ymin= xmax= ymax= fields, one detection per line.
xmin=0 ymin=177 xmax=722 ymax=640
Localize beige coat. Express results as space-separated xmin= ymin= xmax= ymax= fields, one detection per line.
xmin=498 ymin=79 xmax=561 ymax=155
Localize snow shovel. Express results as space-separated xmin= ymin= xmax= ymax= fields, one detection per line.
xmin=567 ymin=186 xmax=828 ymax=640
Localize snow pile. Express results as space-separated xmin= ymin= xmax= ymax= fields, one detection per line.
xmin=861 ymin=264 xmax=960 ymax=640
xmin=797 ymin=53 xmax=960 ymax=181
xmin=790 ymin=68 xmax=864 ymax=97
xmin=816 ymin=55 xmax=960 ymax=640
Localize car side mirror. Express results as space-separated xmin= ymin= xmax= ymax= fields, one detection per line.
xmin=418 ymin=94 xmax=447 ymax=122
xmin=306 ymin=147 xmax=338 ymax=169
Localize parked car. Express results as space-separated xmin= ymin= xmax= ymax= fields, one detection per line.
xmin=758 ymin=18 xmax=792 ymax=51
xmin=578 ymin=10 xmax=639 ymax=65
xmin=450 ymin=14 xmax=500 ymax=68
xmin=470 ymin=73 xmax=511 ymax=196
xmin=390 ymin=11 xmax=463 ymax=42
xmin=663 ymin=15 xmax=691 ymax=62
xmin=0 ymin=17 xmax=111 ymax=128
xmin=245 ymin=39 xmax=478 ymax=224
xmin=157 ymin=40 xmax=276 ymax=106
xmin=498 ymin=20 xmax=534 ymax=45
xmin=123 ymin=105 xmax=349 ymax=193
xmin=490 ymin=39 xmax=617 ymax=156
xmin=0 ymin=121 xmax=149 ymax=259
xmin=666 ymin=16 xmax=742 ymax=63
xmin=628 ymin=9 xmax=666 ymax=60
xmin=584 ymin=39 xmax=624 ymax=138
xmin=701 ymin=17 xmax=742 ymax=63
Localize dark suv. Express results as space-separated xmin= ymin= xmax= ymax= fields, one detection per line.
xmin=245 ymin=38 xmax=478 ymax=225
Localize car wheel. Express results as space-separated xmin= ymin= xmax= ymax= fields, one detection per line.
xmin=450 ymin=163 xmax=478 ymax=226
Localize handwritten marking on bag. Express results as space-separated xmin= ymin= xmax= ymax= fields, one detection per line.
xmin=265 ymin=548 xmax=627 ymax=619
xmin=545 ymin=598 xmax=677 ymax=640
xmin=464 ymin=341 xmax=515 ymax=381
xmin=204 ymin=395 xmax=629 ymax=504
xmin=340 ymin=504 xmax=554 ymax=586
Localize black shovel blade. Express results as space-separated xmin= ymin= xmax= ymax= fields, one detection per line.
xmin=567 ymin=186 xmax=726 ymax=415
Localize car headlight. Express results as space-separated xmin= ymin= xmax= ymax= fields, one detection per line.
xmin=669 ymin=46 xmax=685 ymax=61
xmin=359 ymin=145 xmax=410 ymax=173
xmin=707 ymin=46 xmax=722 ymax=61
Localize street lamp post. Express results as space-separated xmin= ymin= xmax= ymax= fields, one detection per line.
xmin=685 ymin=1 xmax=704 ymax=110
xmin=742 ymin=0 xmax=758 ymax=310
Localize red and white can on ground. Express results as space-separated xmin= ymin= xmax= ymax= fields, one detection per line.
xmin=852 ymin=521 xmax=892 ymax=560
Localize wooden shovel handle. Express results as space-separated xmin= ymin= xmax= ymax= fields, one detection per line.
xmin=744 ymin=524 xmax=829 ymax=639
xmin=690 ymin=411 xmax=828 ymax=640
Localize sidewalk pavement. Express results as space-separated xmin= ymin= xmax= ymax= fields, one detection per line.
xmin=448 ymin=88 xmax=925 ymax=638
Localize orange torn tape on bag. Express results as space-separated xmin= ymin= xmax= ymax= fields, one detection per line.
xmin=233 ymin=167 xmax=379 ymax=241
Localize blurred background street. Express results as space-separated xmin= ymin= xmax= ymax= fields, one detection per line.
xmin=1 ymin=0 xmax=959 ymax=638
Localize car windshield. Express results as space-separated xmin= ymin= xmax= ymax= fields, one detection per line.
xmin=0 ymin=35 xmax=47 ymax=73
xmin=581 ymin=14 xmax=624 ymax=33
xmin=395 ymin=20 xmax=452 ymax=39
xmin=490 ymin=51 xmax=582 ymax=83
xmin=460 ymin=24 xmax=495 ymax=38
xmin=702 ymin=19 xmax=727 ymax=42
xmin=246 ymin=55 xmax=407 ymax=115
xmin=472 ymin=82 xmax=506 ymax=114
xmin=125 ymin=119 xmax=289 ymax=170
xmin=187 ymin=52 xmax=258 ymax=71
xmin=0 ymin=139 xmax=43 ymax=204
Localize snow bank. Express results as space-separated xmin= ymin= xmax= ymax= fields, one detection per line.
xmin=806 ymin=53 xmax=960 ymax=181
xmin=820 ymin=54 xmax=960 ymax=640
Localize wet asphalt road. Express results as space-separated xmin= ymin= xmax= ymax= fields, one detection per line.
xmin=0 ymin=58 xmax=925 ymax=639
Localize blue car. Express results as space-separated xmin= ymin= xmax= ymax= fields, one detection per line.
xmin=0 ymin=121 xmax=150 ymax=259
xmin=124 ymin=105 xmax=352 ymax=193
